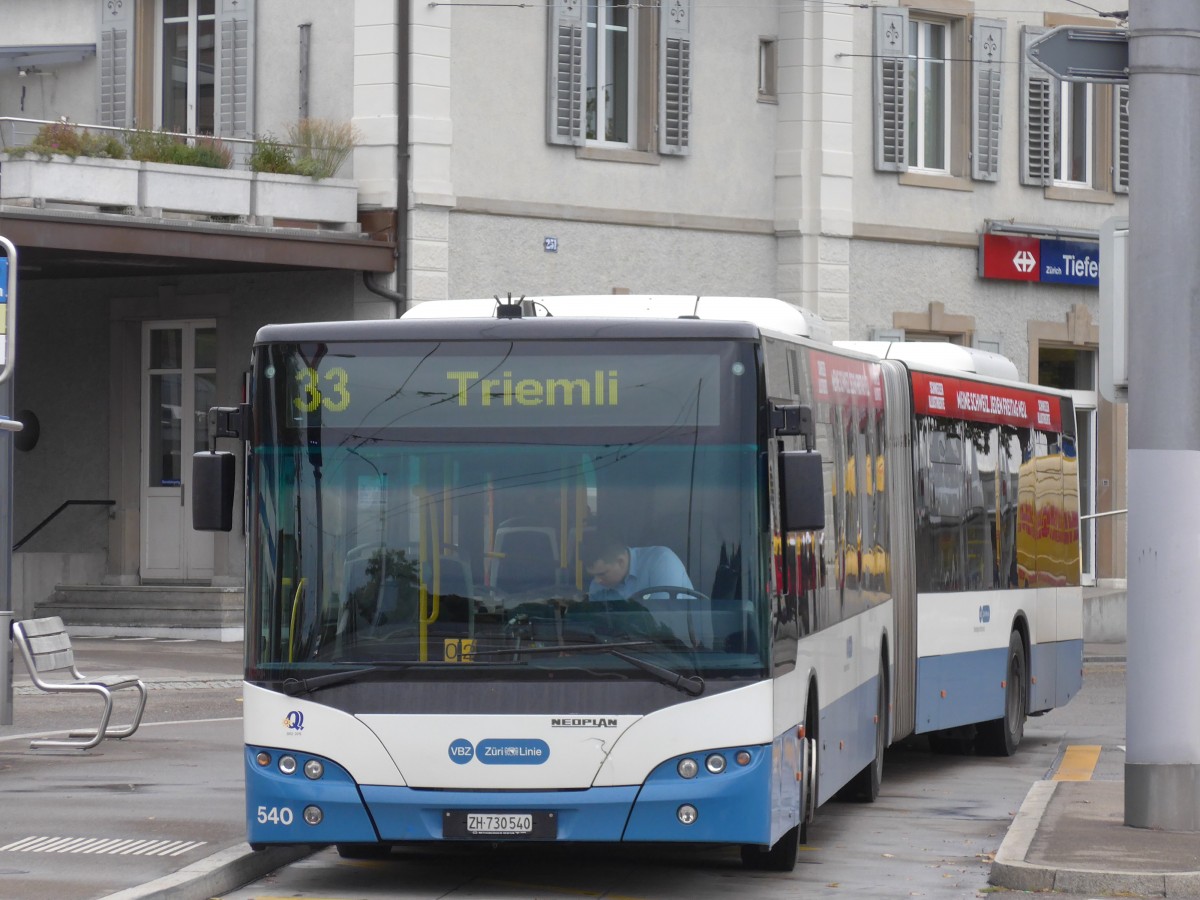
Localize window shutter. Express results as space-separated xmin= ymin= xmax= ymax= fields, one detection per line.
xmin=97 ymin=0 xmax=135 ymax=128
xmin=659 ymin=0 xmax=692 ymax=156
xmin=971 ymin=18 xmax=1004 ymax=182
xmin=1114 ymin=83 xmax=1130 ymax=194
xmin=1020 ymin=27 xmax=1053 ymax=186
xmin=872 ymin=328 xmax=906 ymax=343
xmin=873 ymin=7 xmax=909 ymax=173
xmin=217 ymin=0 xmax=254 ymax=138
xmin=973 ymin=335 xmax=1002 ymax=355
xmin=546 ymin=0 xmax=585 ymax=147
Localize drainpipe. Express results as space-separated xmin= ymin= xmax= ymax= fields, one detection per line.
xmin=363 ymin=1 xmax=410 ymax=318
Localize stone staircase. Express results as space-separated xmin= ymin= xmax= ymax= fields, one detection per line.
xmin=34 ymin=584 xmax=244 ymax=642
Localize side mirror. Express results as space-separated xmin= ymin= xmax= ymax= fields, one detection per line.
xmin=193 ymin=451 xmax=236 ymax=532
xmin=779 ymin=450 xmax=825 ymax=533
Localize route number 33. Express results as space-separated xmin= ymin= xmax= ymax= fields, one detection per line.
xmin=294 ymin=366 xmax=351 ymax=414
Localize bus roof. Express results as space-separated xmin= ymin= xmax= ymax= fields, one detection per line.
xmin=402 ymin=295 xmax=834 ymax=343
xmin=254 ymin=315 xmax=764 ymax=345
xmin=834 ymin=341 xmax=1020 ymax=381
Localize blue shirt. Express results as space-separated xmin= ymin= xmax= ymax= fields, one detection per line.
xmin=588 ymin=546 xmax=693 ymax=601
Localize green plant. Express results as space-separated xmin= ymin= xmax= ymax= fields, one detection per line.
xmin=126 ymin=131 xmax=232 ymax=168
xmin=249 ymin=134 xmax=296 ymax=174
xmin=286 ymin=118 xmax=359 ymax=179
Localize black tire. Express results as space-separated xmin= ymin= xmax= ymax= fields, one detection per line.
xmin=741 ymin=823 xmax=799 ymax=871
xmin=741 ymin=690 xmax=817 ymax=872
xmin=336 ymin=843 xmax=393 ymax=860
xmin=846 ymin=662 xmax=887 ymax=802
xmin=977 ymin=631 xmax=1027 ymax=757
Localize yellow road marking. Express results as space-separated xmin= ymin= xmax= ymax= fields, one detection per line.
xmin=1054 ymin=744 xmax=1101 ymax=781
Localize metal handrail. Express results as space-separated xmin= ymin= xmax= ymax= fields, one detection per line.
xmin=1081 ymin=509 xmax=1127 ymax=522
xmin=14 ymin=499 xmax=115 ymax=552
xmin=0 ymin=116 xmax=262 ymax=170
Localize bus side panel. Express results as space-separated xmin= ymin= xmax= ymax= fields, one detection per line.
xmin=913 ymin=590 xmax=1028 ymax=733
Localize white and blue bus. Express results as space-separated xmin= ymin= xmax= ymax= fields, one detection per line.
xmin=193 ymin=295 xmax=1081 ymax=870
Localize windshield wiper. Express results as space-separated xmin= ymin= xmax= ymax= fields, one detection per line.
xmin=472 ymin=641 xmax=705 ymax=696
xmin=279 ymin=659 xmax=519 ymax=697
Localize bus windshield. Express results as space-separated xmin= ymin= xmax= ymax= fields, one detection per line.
xmin=247 ymin=338 xmax=766 ymax=684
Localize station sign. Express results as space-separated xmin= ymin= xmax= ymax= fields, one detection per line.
xmin=979 ymin=233 xmax=1100 ymax=287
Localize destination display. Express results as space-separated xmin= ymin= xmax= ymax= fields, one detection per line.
xmin=269 ymin=343 xmax=734 ymax=430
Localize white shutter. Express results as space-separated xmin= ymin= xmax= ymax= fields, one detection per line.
xmin=1020 ymin=27 xmax=1053 ymax=186
xmin=872 ymin=328 xmax=906 ymax=343
xmin=1114 ymin=84 xmax=1130 ymax=194
xmin=873 ymin=7 xmax=909 ymax=173
xmin=659 ymin=0 xmax=692 ymax=156
xmin=973 ymin=335 xmax=1002 ymax=355
xmin=98 ymin=0 xmax=135 ymax=128
xmin=217 ymin=0 xmax=254 ymax=138
xmin=971 ymin=18 xmax=1004 ymax=182
xmin=546 ymin=0 xmax=586 ymax=147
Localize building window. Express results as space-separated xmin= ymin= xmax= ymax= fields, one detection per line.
xmin=1021 ymin=25 xmax=1125 ymax=193
xmin=547 ymin=0 xmax=691 ymax=156
xmin=758 ymin=37 xmax=777 ymax=102
xmin=586 ymin=1 xmax=635 ymax=145
xmin=907 ymin=19 xmax=949 ymax=172
xmin=873 ymin=8 xmax=1003 ymax=181
xmin=1054 ymin=81 xmax=1093 ymax=186
xmin=161 ymin=0 xmax=216 ymax=135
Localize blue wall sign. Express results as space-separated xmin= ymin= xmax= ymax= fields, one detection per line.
xmin=1040 ymin=239 xmax=1100 ymax=286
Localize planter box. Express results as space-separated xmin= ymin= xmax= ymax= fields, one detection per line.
xmin=0 ymin=154 xmax=140 ymax=208
xmin=139 ymin=161 xmax=251 ymax=218
xmin=0 ymin=153 xmax=360 ymax=230
xmin=251 ymin=171 xmax=359 ymax=229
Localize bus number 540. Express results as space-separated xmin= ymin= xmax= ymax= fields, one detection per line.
xmin=257 ymin=806 xmax=294 ymax=826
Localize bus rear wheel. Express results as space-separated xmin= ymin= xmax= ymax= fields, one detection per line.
xmin=845 ymin=660 xmax=887 ymax=801
xmin=977 ymin=631 xmax=1027 ymax=757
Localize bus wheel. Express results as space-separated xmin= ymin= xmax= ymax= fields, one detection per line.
xmin=977 ymin=631 xmax=1027 ymax=757
xmin=336 ymin=843 xmax=393 ymax=860
xmin=846 ymin=661 xmax=887 ymax=802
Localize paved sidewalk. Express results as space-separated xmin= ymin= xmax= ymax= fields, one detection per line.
xmin=0 ymin=635 xmax=310 ymax=900
xmin=990 ymin=642 xmax=1200 ymax=898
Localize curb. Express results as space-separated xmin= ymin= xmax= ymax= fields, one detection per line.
xmin=96 ymin=842 xmax=316 ymax=900
xmin=990 ymin=781 xmax=1200 ymax=898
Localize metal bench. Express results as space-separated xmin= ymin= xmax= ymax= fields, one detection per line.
xmin=11 ymin=616 xmax=148 ymax=750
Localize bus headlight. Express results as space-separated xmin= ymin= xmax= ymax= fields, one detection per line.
xmin=705 ymin=753 xmax=727 ymax=774
xmin=255 ymin=751 xmax=272 ymax=767
xmin=278 ymin=755 xmax=298 ymax=775
xmin=303 ymin=805 xmax=323 ymax=825
xmin=677 ymin=804 xmax=698 ymax=825
xmin=677 ymin=758 xmax=699 ymax=779
xmin=304 ymin=759 xmax=324 ymax=780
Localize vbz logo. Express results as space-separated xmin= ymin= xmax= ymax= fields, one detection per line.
xmin=449 ymin=739 xmax=475 ymax=764
xmin=978 ymin=604 xmax=991 ymax=624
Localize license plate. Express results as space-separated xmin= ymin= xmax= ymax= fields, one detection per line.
xmin=443 ymin=810 xmax=557 ymax=839
xmin=468 ymin=813 xmax=533 ymax=835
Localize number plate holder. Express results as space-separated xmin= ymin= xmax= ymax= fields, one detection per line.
xmin=442 ymin=810 xmax=557 ymax=839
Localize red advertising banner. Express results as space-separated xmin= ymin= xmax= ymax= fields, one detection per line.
xmin=809 ymin=350 xmax=884 ymax=408
xmin=911 ymin=371 xmax=1062 ymax=431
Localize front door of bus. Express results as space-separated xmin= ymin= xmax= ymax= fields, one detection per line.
xmin=141 ymin=320 xmax=216 ymax=581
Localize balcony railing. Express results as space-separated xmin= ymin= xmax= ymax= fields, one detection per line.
xmin=0 ymin=116 xmax=262 ymax=171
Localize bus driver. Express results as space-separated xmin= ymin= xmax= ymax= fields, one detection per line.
xmin=582 ymin=531 xmax=693 ymax=601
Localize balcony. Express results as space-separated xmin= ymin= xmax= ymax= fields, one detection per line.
xmin=0 ymin=117 xmax=395 ymax=280
xmin=0 ymin=117 xmax=360 ymax=232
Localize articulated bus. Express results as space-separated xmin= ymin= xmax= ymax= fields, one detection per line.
xmin=193 ymin=295 xmax=1081 ymax=870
